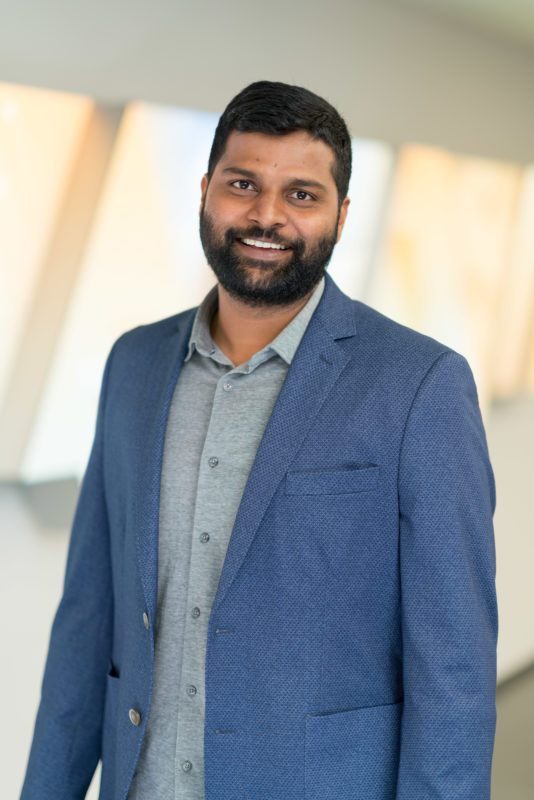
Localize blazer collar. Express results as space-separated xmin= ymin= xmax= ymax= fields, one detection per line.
xmin=314 ymin=272 xmax=358 ymax=341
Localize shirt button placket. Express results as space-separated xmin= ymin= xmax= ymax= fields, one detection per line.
xmin=177 ymin=392 xmax=226 ymax=791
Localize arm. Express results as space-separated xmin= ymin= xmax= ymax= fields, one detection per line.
xmin=21 ymin=343 xmax=117 ymax=800
xmin=396 ymin=351 xmax=497 ymax=799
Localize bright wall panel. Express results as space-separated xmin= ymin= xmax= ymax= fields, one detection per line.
xmin=0 ymin=82 xmax=93 ymax=408
xmin=367 ymin=145 xmax=521 ymax=412
xmin=328 ymin=138 xmax=393 ymax=299
xmin=21 ymin=103 xmax=218 ymax=481
xmin=489 ymin=166 xmax=534 ymax=398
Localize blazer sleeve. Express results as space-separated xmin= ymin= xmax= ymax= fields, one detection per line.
xmin=21 ymin=341 xmax=118 ymax=800
xmin=395 ymin=350 xmax=498 ymax=799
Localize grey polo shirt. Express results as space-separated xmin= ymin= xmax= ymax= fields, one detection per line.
xmin=128 ymin=276 xmax=325 ymax=800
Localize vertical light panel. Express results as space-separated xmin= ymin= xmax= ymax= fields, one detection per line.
xmin=0 ymin=83 xmax=94 ymax=410
xmin=490 ymin=166 xmax=534 ymax=398
xmin=328 ymin=138 xmax=393 ymax=299
xmin=526 ymin=335 xmax=534 ymax=394
xmin=367 ymin=145 xmax=521 ymax=411
xmin=22 ymin=103 xmax=218 ymax=482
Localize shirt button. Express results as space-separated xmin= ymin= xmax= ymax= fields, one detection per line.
xmin=200 ymin=532 xmax=210 ymax=543
xmin=142 ymin=612 xmax=150 ymax=630
xmin=223 ymin=382 xmax=232 ymax=391
xmin=208 ymin=456 xmax=219 ymax=468
xmin=182 ymin=760 xmax=193 ymax=772
xmin=129 ymin=708 xmax=141 ymax=727
xmin=191 ymin=606 xmax=201 ymax=618
xmin=186 ymin=684 xmax=197 ymax=696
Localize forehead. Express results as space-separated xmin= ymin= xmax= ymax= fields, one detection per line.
xmin=214 ymin=130 xmax=336 ymax=185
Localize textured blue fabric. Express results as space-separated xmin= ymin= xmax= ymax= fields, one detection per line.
xmin=21 ymin=274 xmax=497 ymax=800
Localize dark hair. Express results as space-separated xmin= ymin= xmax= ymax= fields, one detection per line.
xmin=207 ymin=80 xmax=352 ymax=206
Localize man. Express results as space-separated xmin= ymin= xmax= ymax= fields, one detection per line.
xmin=22 ymin=81 xmax=497 ymax=800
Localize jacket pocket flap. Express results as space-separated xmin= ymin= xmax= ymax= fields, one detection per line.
xmin=305 ymin=701 xmax=402 ymax=799
xmin=285 ymin=465 xmax=379 ymax=495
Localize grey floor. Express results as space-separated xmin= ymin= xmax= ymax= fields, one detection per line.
xmin=2 ymin=482 xmax=532 ymax=798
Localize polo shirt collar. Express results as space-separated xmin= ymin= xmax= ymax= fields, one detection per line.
xmin=185 ymin=276 xmax=325 ymax=367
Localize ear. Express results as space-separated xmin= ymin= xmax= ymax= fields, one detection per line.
xmin=335 ymin=196 xmax=350 ymax=243
xmin=200 ymin=174 xmax=209 ymax=215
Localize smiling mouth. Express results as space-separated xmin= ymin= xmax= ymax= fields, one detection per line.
xmin=239 ymin=237 xmax=290 ymax=251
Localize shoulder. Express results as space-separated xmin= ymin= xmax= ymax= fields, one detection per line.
xmin=354 ymin=299 xmax=478 ymax=407
xmin=353 ymin=298 xmax=456 ymax=366
xmin=322 ymin=276 xmax=462 ymax=375
xmin=95 ymin=307 xmax=198 ymax=402
xmin=116 ymin=306 xmax=197 ymax=350
xmin=317 ymin=279 xmax=482 ymax=434
xmin=108 ymin=306 xmax=197 ymax=366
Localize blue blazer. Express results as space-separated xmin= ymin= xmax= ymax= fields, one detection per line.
xmin=22 ymin=274 xmax=497 ymax=800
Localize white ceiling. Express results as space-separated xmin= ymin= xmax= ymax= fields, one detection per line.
xmin=1 ymin=0 xmax=534 ymax=163
xmin=394 ymin=0 xmax=534 ymax=50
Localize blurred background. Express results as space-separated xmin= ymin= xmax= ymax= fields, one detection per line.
xmin=1 ymin=0 xmax=533 ymax=797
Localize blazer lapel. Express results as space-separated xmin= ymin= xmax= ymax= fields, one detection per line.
xmin=213 ymin=275 xmax=358 ymax=611
xmin=133 ymin=311 xmax=195 ymax=622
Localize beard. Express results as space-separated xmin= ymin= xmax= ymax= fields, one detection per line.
xmin=199 ymin=206 xmax=338 ymax=308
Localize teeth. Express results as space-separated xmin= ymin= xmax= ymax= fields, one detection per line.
xmin=241 ymin=238 xmax=287 ymax=250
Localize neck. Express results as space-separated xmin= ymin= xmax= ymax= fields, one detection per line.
xmin=210 ymin=284 xmax=315 ymax=366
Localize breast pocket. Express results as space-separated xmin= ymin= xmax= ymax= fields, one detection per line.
xmin=280 ymin=464 xmax=384 ymax=579
xmin=285 ymin=464 xmax=379 ymax=496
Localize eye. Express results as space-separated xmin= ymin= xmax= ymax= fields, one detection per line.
xmin=289 ymin=189 xmax=315 ymax=202
xmin=231 ymin=179 xmax=256 ymax=192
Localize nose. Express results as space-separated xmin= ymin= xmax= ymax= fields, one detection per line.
xmin=246 ymin=189 xmax=288 ymax=230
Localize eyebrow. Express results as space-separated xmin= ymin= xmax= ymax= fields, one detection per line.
xmin=222 ymin=166 xmax=328 ymax=193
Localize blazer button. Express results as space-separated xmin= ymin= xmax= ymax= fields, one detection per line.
xmin=129 ymin=708 xmax=141 ymax=727
xmin=143 ymin=612 xmax=150 ymax=630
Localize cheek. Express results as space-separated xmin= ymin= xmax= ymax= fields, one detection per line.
xmin=210 ymin=205 xmax=247 ymax=234
xmin=299 ymin=220 xmax=337 ymax=246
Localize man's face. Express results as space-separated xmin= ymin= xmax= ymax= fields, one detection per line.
xmin=199 ymin=130 xmax=349 ymax=307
